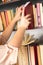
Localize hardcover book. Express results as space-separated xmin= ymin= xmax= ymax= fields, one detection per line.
xmin=24 ymin=2 xmax=34 ymax=29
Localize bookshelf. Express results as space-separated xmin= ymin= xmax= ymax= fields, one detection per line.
xmin=0 ymin=0 xmax=43 ymax=35
xmin=0 ymin=0 xmax=43 ymax=11
xmin=0 ymin=0 xmax=43 ymax=65
xmin=0 ymin=0 xmax=29 ymax=11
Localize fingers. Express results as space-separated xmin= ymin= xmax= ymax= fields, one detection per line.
xmin=25 ymin=14 xmax=31 ymax=23
xmin=18 ymin=5 xmax=23 ymax=10
xmin=16 ymin=7 xmax=18 ymax=11
xmin=17 ymin=5 xmax=23 ymax=12
xmin=16 ymin=6 xmax=23 ymax=14
xmin=25 ymin=14 xmax=31 ymax=18
xmin=28 ymin=18 xmax=31 ymax=21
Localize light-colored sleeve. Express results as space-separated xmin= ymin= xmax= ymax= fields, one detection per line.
xmin=0 ymin=44 xmax=18 ymax=65
xmin=5 ymin=44 xmax=18 ymax=65
xmin=0 ymin=45 xmax=9 ymax=63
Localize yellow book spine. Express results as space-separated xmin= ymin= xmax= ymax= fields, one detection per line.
xmin=1 ymin=11 xmax=6 ymax=29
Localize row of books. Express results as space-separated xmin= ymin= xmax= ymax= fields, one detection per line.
xmin=0 ymin=9 xmax=15 ymax=31
xmin=17 ymin=45 xmax=43 ymax=65
xmin=17 ymin=34 xmax=43 ymax=65
xmin=0 ymin=2 xmax=43 ymax=31
xmin=0 ymin=0 xmax=19 ymax=3
xmin=7 ymin=31 xmax=43 ymax=65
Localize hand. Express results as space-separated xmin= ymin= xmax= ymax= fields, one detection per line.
xmin=18 ymin=7 xmax=31 ymax=29
xmin=14 ymin=6 xmax=23 ymax=22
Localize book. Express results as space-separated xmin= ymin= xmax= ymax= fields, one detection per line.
xmin=36 ymin=3 xmax=43 ymax=65
xmin=6 ymin=10 xmax=12 ymax=24
xmin=22 ymin=34 xmax=36 ymax=46
xmin=40 ymin=3 xmax=43 ymax=27
xmin=4 ymin=10 xmax=9 ymax=26
xmin=27 ymin=45 xmax=31 ymax=65
xmin=39 ymin=45 xmax=43 ymax=65
xmin=4 ymin=0 xmax=19 ymax=2
xmin=17 ymin=2 xmax=34 ymax=29
xmin=0 ymin=14 xmax=3 ymax=31
xmin=36 ymin=3 xmax=42 ymax=27
xmin=10 ymin=9 xmax=14 ymax=20
xmin=1 ymin=11 xmax=6 ymax=29
xmin=33 ymin=4 xmax=38 ymax=28
xmin=24 ymin=2 xmax=34 ymax=29
xmin=29 ymin=46 xmax=35 ymax=65
xmin=34 ymin=46 xmax=38 ymax=65
xmin=37 ymin=45 xmax=42 ymax=65
xmin=18 ymin=46 xmax=28 ymax=65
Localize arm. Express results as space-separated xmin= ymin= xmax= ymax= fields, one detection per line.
xmin=8 ymin=27 xmax=25 ymax=47
xmin=8 ymin=12 xmax=31 ymax=48
xmin=0 ymin=6 xmax=22 ymax=45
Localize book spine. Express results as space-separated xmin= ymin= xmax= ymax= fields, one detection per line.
xmin=4 ymin=11 xmax=9 ymax=26
xmin=33 ymin=4 xmax=38 ymax=28
xmin=37 ymin=46 xmax=42 ymax=65
xmin=36 ymin=3 xmax=42 ymax=27
xmin=7 ymin=10 xmax=12 ymax=24
xmin=0 ymin=14 xmax=3 ymax=31
xmin=10 ymin=10 xmax=14 ymax=20
xmin=18 ymin=46 xmax=28 ymax=65
xmin=1 ymin=11 xmax=6 ymax=29
xmin=27 ymin=45 xmax=31 ymax=65
xmin=39 ymin=45 xmax=43 ymax=65
xmin=34 ymin=46 xmax=38 ymax=65
xmin=29 ymin=46 xmax=35 ymax=65
xmin=24 ymin=3 xmax=34 ymax=29
xmin=40 ymin=3 xmax=43 ymax=26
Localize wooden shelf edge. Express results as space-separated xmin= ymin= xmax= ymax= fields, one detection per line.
xmin=0 ymin=0 xmax=29 ymax=11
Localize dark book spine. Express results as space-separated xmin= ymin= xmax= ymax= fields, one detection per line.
xmin=24 ymin=3 xmax=34 ymax=29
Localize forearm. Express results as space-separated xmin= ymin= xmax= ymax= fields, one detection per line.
xmin=2 ymin=18 xmax=17 ymax=41
xmin=8 ymin=27 xmax=25 ymax=48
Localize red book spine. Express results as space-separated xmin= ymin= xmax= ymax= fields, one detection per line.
xmin=34 ymin=46 xmax=38 ymax=65
xmin=4 ymin=11 xmax=9 ymax=26
xmin=24 ymin=3 xmax=34 ymax=29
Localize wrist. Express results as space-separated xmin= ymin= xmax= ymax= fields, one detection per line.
xmin=18 ymin=26 xmax=26 ymax=30
xmin=12 ymin=17 xmax=17 ymax=23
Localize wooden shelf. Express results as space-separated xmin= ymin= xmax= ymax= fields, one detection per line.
xmin=8 ymin=27 xmax=43 ymax=45
xmin=0 ymin=0 xmax=43 ymax=11
xmin=25 ymin=27 xmax=43 ymax=45
xmin=0 ymin=27 xmax=43 ymax=45
xmin=30 ymin=0 xmax=43 ymax=4
xmin=0 ymin=0 xmax=29 ymax=11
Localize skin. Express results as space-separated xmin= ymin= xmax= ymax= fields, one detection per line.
xmin=8 ymin=7 xmax=31 ymax=48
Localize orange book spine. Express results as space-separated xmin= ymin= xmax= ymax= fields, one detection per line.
xmin=29 ymin=46 xmax=35 ymax=65
xmin=4 ymin=11 xmax=9 ymax=26
xmin=0 ymin=14 xmax=3 ymax=31
xmin=37 ymin=46 xmax=42 ymax=65
xmin=6 ymin=10 xmax=12 ymax=24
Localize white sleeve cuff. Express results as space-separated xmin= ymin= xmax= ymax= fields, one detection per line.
xmin=7 ymin=44 xmax=18 ymax=50
xmin=6 ymin=44 xmax=18 ymax=64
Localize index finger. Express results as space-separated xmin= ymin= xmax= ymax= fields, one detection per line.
xmin=18 ymin=5 xmax=23 ymax=11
